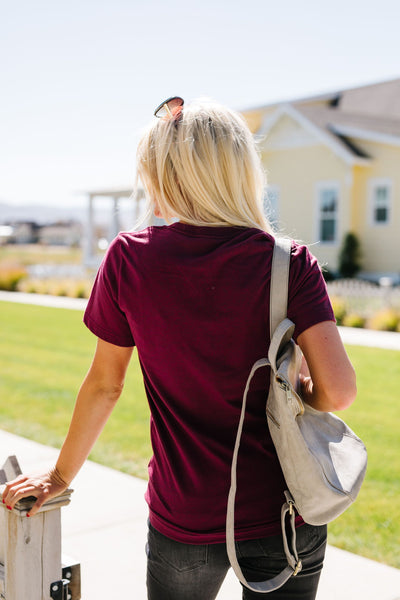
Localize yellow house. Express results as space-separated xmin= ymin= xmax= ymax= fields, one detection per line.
xmin=242 ymin=78 xmax=400 ymax=282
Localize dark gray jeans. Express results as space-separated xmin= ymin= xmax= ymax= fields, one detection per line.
xmin=146 ymin=522 xmax=327 ymax=600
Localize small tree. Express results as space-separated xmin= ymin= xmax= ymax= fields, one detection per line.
xmin=338 ymin=232 xmax=362 ymax=278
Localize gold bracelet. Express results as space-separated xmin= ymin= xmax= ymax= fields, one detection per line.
xmin=49 ymin=466 xmax=70 ymax=488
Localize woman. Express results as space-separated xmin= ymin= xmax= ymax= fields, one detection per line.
xmin=2 ymin=97 xmax=356 ymax=599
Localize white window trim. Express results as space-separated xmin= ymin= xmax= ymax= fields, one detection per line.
xmin=264 ymin=184 xmax=280 ymax=227
xmin=368 ymin=178 xmax=392 ymax=227
xmin=314 ymin=181 xmax=341 ymax=245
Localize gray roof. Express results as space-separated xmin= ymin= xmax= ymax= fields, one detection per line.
xmin=298 ymin=105 xmax=400 ymax=139
xmin=253 ymin=78 xmax=400 ymax=158
xmin=326 ymin=78 xmax=400 ymax=120
xmin=297 ymin=105 xmax=400 ymax=157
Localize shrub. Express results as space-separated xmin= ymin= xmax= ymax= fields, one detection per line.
xmin=342 ymin=313 xmax=366 ymax=328
xmin=369 ymin=309 xmax=400 ymax=332
xmin=17 ymin=277 xmax=92 ymax=298
xmin=74 ymin=286 xmax=87 ymax=299
xmin=338 ymin=232 xmax=362 ymax=278
xmin=0 ymin=265 xmax=27 ymax=291
xmin=73 ymin=282 xmax=91 ymax=299
xmin=17 ymin=278 xmax=46 ymax=294
xmin=26 ymin=284 xmax=39 ymax=294
xmin=322 ymin=267 xmax=336 ymax=282
xmin=55 ymin=287 xmax=68 ymax=297
xmin=330 ymin=296 xmax=347 ymax=325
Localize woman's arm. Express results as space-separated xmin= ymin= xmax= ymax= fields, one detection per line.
xmin=297 ymin=320 xmax=356 ymax=412
xmin=2 ymin=338 xmax=133 ymax=515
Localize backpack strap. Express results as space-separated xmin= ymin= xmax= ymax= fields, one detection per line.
xmin=269 ymin=237 xmax=292 ymax=337
xmin=226 ymin=236 xmax=302 ymax=594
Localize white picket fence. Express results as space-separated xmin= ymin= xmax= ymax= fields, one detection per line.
xmin=327 ymin=279 xmax=400 ymax=311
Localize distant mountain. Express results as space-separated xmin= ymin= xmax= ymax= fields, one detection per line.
xmin=0 ymin=202 xmax=138 ymax=229
xmin=0 ymin=202 xmax=88 ymax=225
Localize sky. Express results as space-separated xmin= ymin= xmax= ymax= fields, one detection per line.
xmin=1 ymin=0 xmax=400 ymax=209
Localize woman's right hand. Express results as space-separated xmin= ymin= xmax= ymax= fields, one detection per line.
xmin=1 ymin=467 xmax=69 ymax=517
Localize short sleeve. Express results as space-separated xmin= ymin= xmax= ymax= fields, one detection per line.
xmin=287 ymin=242 xmax=335 ymax=340
xmin=83 ymin=237 xmax=135 ymax=347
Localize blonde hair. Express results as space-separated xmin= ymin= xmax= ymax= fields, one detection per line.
xmin=136 ymin=99 xmax=273 ymax=233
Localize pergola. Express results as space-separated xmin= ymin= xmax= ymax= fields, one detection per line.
xmin=84 ymin=187 xmax=145 ymax=267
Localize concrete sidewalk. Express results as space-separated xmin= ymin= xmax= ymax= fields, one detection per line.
xmin=338 ymin=324 xmax=400 ymax=350
xmin=1 ymin=430 xmax=399 ymax=600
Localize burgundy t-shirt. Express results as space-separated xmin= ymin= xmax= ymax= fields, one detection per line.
xmin=84 ymin=222 xmax=335 ymax=544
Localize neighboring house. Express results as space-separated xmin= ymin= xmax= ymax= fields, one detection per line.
xmin=0 ymin=220 xmax=82 ymax=246
xmin=2 ymin=221 xmax=40 ymax=244
xmin=0 ymin=225 xmax=14 ymax=245
xmin=241 ymin=78 xmax=400 ymax=282
xmin=38 ymin=220 xmax=83 ymax=246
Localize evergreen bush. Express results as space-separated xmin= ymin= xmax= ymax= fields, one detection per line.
xmin=338 ymin=232 xmax=362 ymax=278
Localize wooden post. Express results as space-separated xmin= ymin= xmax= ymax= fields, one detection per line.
xmin=0 ymin=456 xmax=79 ymax=600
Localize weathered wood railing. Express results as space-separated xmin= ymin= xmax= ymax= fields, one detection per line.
xmin=0 ymin=456 xmax=80 ymax=600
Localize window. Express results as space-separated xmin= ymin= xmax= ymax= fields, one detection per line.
xmin=370 ymin=180 xmax=391 ymax=225
xmin=263 ymin=185 xmax=280 ymax=229
xmin=317 ymin=185 xmax=339 ymax=243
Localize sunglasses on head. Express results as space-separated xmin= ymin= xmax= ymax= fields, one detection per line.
xmin=154 ymin=96 xmax=184 ymax=119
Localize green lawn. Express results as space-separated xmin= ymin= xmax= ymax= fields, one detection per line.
xmin=0 ymin=301 xmax=151 ymax=478
xmin=328 ymin=343 xmax=400 ymax=567
xmin=0 ymin=244 xmax=83 ymax=266
xmin=0 ymin=301 xmax=399 ymax=568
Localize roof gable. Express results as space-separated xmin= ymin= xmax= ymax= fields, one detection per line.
xmin=260 ymin=110 xmax=319 ymax=150
xmin=259 ymin=104 xmax=370 ymax=165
